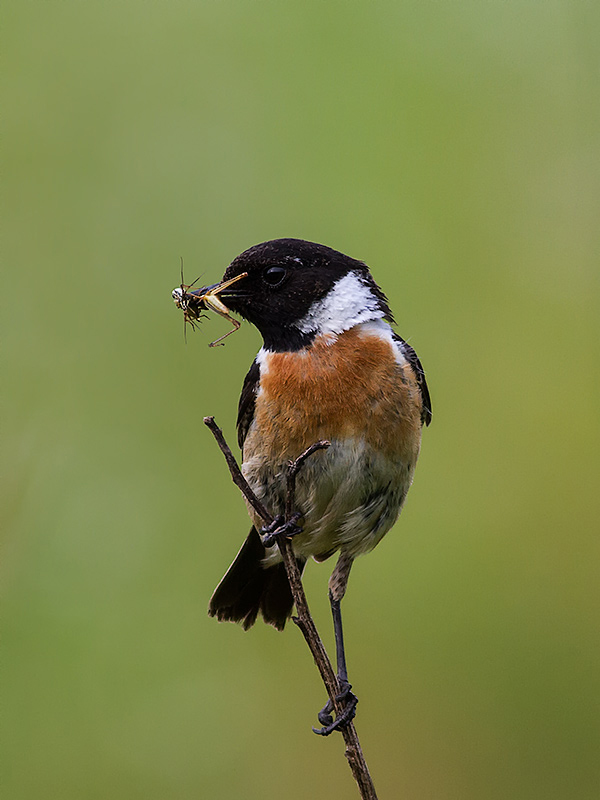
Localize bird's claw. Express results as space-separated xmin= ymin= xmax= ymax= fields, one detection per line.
xmin=317 ymin=699 xmax=334 ymax=727
xmin=312 ymin=681 xmax=358 ymax=736
xmin=260 ymin=512 xmax=303 ymax=548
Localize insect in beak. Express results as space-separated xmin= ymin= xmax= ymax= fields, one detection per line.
xmin=172 ymin=271 xmax=248 ymax=346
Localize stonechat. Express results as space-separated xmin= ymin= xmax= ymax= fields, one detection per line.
xmin=173 ymin=238 xmax=431 ymax=733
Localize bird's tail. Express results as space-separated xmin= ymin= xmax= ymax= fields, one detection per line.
xmin=208 ymin=527 xmax=305 ymax=631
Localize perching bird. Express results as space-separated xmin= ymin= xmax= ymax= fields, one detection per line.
xmin=177 ymin=238 xmax=431 ymax=734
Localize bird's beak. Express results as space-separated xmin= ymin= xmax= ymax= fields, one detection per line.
xmin=188 ymin=272 xmax=247 ymax=315
xmin=172 ymin=272 xmax=248 ymax=347
xmin=172 ymin=271 xmax=247 ymax=314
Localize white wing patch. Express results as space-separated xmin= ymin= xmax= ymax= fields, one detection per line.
xmin=258 ymin=300 xmax=407 ymax=368
xmin=255 ymin=346 xmax=270 ymax=372
xmin=357 ymin=319 xmax=408 ymax=367
xmin=297 ymin=271 xmax=385 ymax=336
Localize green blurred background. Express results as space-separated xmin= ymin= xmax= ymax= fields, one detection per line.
xmin=3 ymin=2 xmax=599 ymax=798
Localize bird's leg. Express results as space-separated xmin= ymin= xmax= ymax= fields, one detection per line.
xmin=314 ymin=553 xmax=358 ymax=736
xmin=260 ymin=511 xmax=303 ymax=548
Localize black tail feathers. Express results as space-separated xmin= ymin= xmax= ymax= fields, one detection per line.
xmin=208 ymin=527 xmax=305 ymax=631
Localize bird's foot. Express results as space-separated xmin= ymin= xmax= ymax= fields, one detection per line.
xmin=312 ymin=679 xmax=358 ymax=736
xmin=260 ymin=512 xmax=303 ymax=548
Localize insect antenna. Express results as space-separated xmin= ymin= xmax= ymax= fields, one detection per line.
xmin=177 ymin=257 xmax=206 ymax=343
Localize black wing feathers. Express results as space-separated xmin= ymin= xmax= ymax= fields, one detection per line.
xmin=394 ymin=333 xmax=432 ymax=426
xmin=236 ymin=359 xmax=260 ymax=449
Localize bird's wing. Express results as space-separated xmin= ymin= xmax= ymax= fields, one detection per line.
xmin=236 ymin=358 xmax=261 ymax=449
xmin=393 ymin=333 xmax=432 ymax=426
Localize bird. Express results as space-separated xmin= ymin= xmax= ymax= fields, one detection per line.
xmin=179 ymin=238 xmax=431 ymax=734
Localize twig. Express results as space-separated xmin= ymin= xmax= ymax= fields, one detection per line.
xmin=203 ymin=417 xmax=273 ymax=524
xmin=204 ymin=416 xmax=378 ymax=800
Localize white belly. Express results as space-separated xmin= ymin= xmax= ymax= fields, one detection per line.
xmin=242 ymin=436 xmax=416 ymax=566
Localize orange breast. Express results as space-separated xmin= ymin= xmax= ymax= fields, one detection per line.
xmin=249 ymin=327 xmax=422 ymax=464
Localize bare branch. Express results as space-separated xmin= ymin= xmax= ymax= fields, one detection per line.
xmin=203 ymin=416 xmax=273 ymax=524
xmin=204 ymin=416 xmax=378 ymax=799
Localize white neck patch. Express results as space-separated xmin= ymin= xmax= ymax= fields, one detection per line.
xmin=296 ymin=271 xmax=385 ymax=336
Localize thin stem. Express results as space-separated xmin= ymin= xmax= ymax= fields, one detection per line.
xmin=203 ymin=416 xmax=378 ymax=799
xmin=203 ymin=416 xmax=273 ymax=524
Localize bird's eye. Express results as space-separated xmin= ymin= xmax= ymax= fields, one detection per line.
xmin=263 ymin=266 xmax=287 ymax=287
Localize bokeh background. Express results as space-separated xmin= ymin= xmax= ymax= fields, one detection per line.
xmin=3 ymin=2 xmax=599 ymax=798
